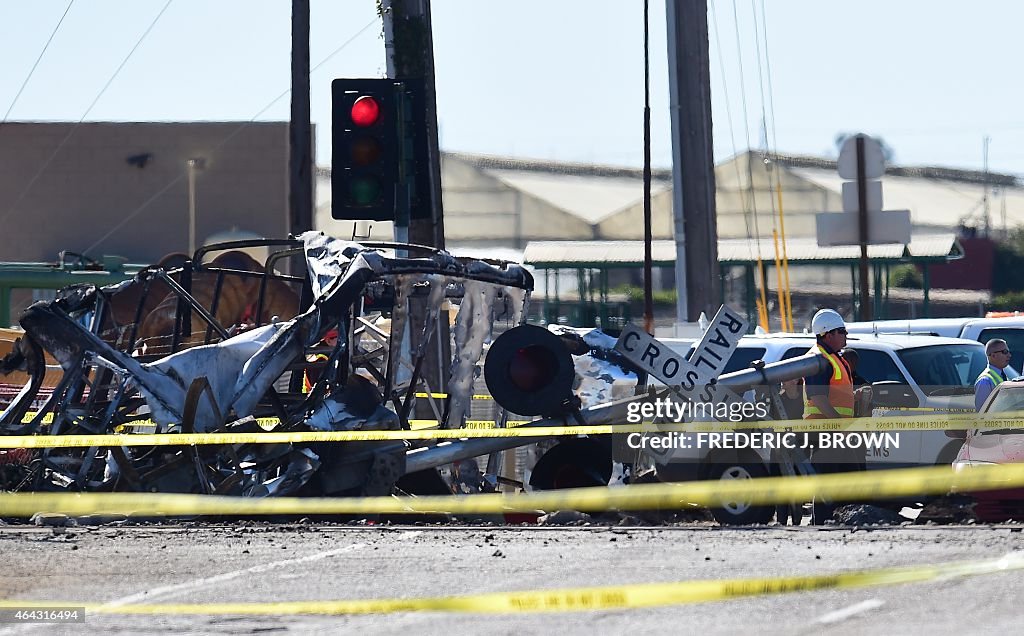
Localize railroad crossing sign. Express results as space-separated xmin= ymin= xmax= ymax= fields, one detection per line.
xmin=614 ymin=305 xmax=748 ymax=417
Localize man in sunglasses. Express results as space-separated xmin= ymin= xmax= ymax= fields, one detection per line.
xmin=975 ymin=339 xmax=1011 ymax=411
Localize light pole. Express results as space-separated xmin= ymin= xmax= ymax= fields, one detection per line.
xmin=186 ymin=158 xmax=206 ymax=256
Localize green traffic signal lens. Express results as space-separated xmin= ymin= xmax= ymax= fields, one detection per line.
xmin=351 ymin=136 xmax=383 ymax=167
xmin=348 ymin=176 xmax=381 ymax=206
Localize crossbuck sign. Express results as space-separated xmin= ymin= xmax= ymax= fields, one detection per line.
xmin=613 ymin=305 xmax=749 ymax=417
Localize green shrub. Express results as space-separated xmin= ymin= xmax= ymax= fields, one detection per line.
xmin=612 ymin=285 xmax=677 ymax=306
xmin=888 ymin=264 xmax=922 ymax=289
xmin=989 ymin=291 xmax=1024 ymax=312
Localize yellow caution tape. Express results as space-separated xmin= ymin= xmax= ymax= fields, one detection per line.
xmin=415 ymin=392 xmax=493 ymax=400
xmin=4 ymin=410 xmax=1023 ymax=448
xmin=1 ymin=552 xmax=1021 ymax=615
xmin=1 ymin=463 xmax=1023 ymax=517
xmin=0 ymin=424 xmax=644 ymax=448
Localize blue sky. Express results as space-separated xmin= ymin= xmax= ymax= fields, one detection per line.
xmin=3 ymin=0 xmax=1024 ymax=175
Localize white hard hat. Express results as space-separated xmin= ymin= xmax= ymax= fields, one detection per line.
xmin=811 ymin=308 xmax=845 ymax=336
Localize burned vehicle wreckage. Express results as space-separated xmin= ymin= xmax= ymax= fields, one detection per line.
xmin=0 ymin=232 xmax=828 ymax=518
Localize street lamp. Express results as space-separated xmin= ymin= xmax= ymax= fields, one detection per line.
xmin=186 ymin=157 xmax=206 ymax=255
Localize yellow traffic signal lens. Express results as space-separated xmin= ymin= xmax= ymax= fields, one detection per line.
xmin=350 ymin=136 xmax=383 ymax=166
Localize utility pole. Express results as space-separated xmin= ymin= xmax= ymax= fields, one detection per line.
xmin=381 ymin=0 xmax=445 ymax=250
xmin=381 ymin=0 xmax=449 ymax=412
xmin=666 ymin=0 xmax=720 ymax=324
xmin=289 ymin=0 xmax=314 ymax=238
xmin=855 ymin=135 xmax=870 ymax=320
xmin=983 ymin=135 xmax=990 ymax=237
xmin=643 ymin=0 xmax=654 ymax=335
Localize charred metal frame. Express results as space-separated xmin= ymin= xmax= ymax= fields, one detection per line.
xmin=0 ymin=234 xmax=539 ymax=497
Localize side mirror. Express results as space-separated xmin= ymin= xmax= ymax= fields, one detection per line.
xmin=870 ymin=380 xmax=920 ymax=409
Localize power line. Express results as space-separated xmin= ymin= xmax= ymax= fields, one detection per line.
xmin=0 ymin=0 xmax=174 ymax=227
xmin=1 ymin=0 xmax=76 ymax=124
xmin=83 ymin=16 xmax=379 ymax=255
xmin=708 ymin=0 xmax=755 ymax=256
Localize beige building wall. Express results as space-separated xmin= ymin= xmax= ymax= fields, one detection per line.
xmin=594 ymin=188 xmax=674 ymax=239
xmin=442 ymin=155 xmax=593 ymax=246
xmin=594 ymin=152 xmax=842 ymax=243
xmin=713 ymin=152 xmax=839 ymax=239
xmin=0 ymin=122 xmax=290 ymax=264
xmin=316 ymin=154 xmax=595 ymax=248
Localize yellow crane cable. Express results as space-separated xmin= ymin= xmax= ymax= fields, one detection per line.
xmin=775 ymin=176 xmax=794 ymax=331
xmin=770 ymin=229 xmax=788 ymax=332
xmin=754 ymin=0 xmax=794 ymax=332
xmin=755 ymin=260 xmax=770 ymax=331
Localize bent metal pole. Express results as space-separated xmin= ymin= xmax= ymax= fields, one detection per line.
xmin=405 ymin=354 xmax=829 ymax=473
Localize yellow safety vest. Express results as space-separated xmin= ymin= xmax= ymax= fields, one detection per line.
xmin=804 ymin=344 xmax=855 ymax=418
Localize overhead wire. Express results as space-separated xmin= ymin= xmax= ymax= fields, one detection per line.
xmin=0 ymin=0 xmax=174 ymax=228
xmin=708 ymin=0 xmax=761 ymax=325
xmin=0 ymin=0 xmax=76 ymax=125
xmin=758 ymin=0 xmax=793 ymax=332
xmin=83 ymin=15 xmax=380 ymax=255
xmin=728 ymin=0 xmax=770 ymax=331
xmin=749 ymin=0 xmax=791 ymax=332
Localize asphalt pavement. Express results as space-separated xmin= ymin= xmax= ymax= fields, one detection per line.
xmin=1 ymin=521 xmax=1022 ymax=634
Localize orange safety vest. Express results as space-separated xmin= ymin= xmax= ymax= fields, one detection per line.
xmin=804 ymin=344 xmax=855 ymax=418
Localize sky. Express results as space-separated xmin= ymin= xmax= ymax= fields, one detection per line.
xmin=3 ymin=0 xmax=1024 ymax=176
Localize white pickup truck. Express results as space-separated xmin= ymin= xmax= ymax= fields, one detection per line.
xmin=845 ymin=316 xmax=1024 ymax=377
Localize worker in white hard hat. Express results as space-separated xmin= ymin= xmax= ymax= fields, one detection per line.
xmin=804 ymin=308 xmax=863 ymax=523
xmin=804 ymin=309 xmax=854 ymax=420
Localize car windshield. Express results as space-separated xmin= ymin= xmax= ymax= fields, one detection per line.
xmin=895 ymin=344 xmax=987 ymax=395
xmin=984 ymin=384 xmax=1024 ymax=413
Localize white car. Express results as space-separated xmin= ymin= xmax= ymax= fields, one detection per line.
xmin=846 ymin=316 xmax=1024 ymax=378
xmin=654 ymin=332 xmax=985 ymax=467
xmin=952 ymin=378 xmax=1024 ymax=521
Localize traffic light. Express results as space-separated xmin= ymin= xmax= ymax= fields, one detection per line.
xmin=331 ymin=79 xmax=400 ymax=221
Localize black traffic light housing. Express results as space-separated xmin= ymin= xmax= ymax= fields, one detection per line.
xmin=331 ymin=78 xmax=432 ymax=223
xmin=332 ymin=78 xmax=399 ymax=221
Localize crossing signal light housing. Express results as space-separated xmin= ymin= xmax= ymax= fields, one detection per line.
xmin=332 ymin=79 xmax=399 ymax=221
xmin=484 ymin=325 xmax=576 ymax=417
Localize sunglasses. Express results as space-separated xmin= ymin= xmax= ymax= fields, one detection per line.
xmin=991 ymin=349 xmax=1011 ymax=355
xmin=829 ymin=328 xmax=848 ymax=335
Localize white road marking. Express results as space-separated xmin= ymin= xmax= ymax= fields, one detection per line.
xmin=0 ymin=542 xmax=368 ymax=635
xmin=816 ymin=598 xmax=886 ymax=624
xmin=103 ymin=542 xmax=368 ymax=607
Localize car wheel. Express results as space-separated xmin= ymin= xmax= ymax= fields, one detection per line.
xmin=702 ymin=460 xmax=774 ymax=525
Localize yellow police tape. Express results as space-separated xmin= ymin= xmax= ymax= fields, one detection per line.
xmin=1 ymin=552 xmax=1021 ymax=615
xmin=415 ymin=392 xmax=493 ymax=400
xmin=3 ymin=410 xmax=1023 ymax=448
xmin=1 ymin=463 xmax=1022 ymax=518
xmin=0 ymin=424 xmax=639 ymax=448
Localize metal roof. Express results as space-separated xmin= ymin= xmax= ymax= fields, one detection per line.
xmin=482 ymin=168 xmax=671 ymax=225
xmin=787 ymin=166 xmax=1024 ymax=232
xmin=523 ymin=234 xmax=963 ymax=267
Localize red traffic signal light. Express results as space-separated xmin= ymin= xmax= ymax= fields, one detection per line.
xmin=350 ymin=96 xmax=381 ymax=128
